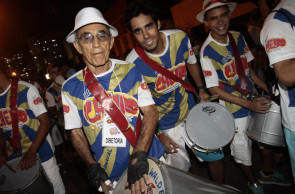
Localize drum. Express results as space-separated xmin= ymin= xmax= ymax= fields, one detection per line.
xmin=0 ymin=157 xmax=53 ymax=194
xmin=185 ymin=102 xmax=235 ymax=152
xmin=247 ymin=101 xmax=286 ymax=147
xmin=113 ymin=158 xmax=240 ymax=193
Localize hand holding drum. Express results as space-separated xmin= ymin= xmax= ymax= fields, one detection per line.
xmin=249 ymin=96 xmax=271 ymax=113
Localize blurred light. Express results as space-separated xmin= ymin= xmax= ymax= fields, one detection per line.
xmin=45 ymin=74 xmax=50 ymax=80
xmin=11 ymin=72 xmax=17 ymax=76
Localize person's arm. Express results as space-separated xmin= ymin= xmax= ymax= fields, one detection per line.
xmin=156 ymin=129 xmax=178 ymax=153
xmin=208 ymin=86 xmax=271 ymax=113
xmin=18 ymin=112 xmax=50 ymax=169
xmin=273 ymin=58 xmax=295 ymax=87
xmin=249 ymin=64 xmax=270 ymax=93
xmin=127 ymin=104 xmax=158 ymax=194
xmin=187 ymin=62 xmax=209 ymax=100
xmin=71 ymin=128 xmax=111 ymax=190
xmin=133 ymin=104 xmax=158 ymax=153
xmin=70 ymin=128 xmax=96 ymax=164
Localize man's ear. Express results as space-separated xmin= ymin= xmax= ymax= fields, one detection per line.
xmin=157 ymin=20 xmax=161 ymax=30
xmin=109 ymin=36 xmax=115 ymax=50
xmin=73 ymin=41 xmax=83 ymax=54
xmin=204 ymin=19 xmax=209 ymax=27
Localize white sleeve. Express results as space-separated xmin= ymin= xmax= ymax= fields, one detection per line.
xmin=243 ymin=36 xmax=254 ymax=63
xmin=261 ymin=19 xmax=295 ymax=67
xmin=45 ymin=91 xmax=56 ymax=107
xmin=27 ymin=86 xmax=47 ymax=117
xmin=137 ymin=79 xmax=155 ymax=107
xmin=61 ymin=91 xmax=82 ymax=130
xmin=187 ymin=39 xmax=197 ymax=64
xmin=200 ymin=57 xmax=219 ymax=88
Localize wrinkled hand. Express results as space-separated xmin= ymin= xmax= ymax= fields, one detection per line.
xmin=125 ymin=151 xmax=149 ymax=194
xmin=198 ymin=89 xmax=210 ymax=102
xmin=17 ymin=150 xmax=37 ymax=170
xmin=85 ymin=162 xmax=109 ymax=189
xmin=160 ymin=135 xmax=178 ymax=154
xmin=249 ymin=97 xmax=271 ymax=113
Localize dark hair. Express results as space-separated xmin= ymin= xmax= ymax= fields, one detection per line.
xmin=204 ymin=5 xmax=229 ymax=21
xmin=124 ymin=0 xmax=159 ymax=31
xmin=0 ymin=61 xmax=8 ymax=74
xmin=249 ymin=8 xmax=261 ymax=22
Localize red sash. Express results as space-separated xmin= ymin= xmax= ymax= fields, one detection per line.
xmin=6 ymin=80 xmax=20 ymax=153
xmin=134 ymin=46 xmax=198 ymax=96
xmin=83 ymin=68 xmax=140 ymax=147
xmin=227 ymin=33 xmax=251 ymax=96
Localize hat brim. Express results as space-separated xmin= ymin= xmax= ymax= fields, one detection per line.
xmin=66 ymin=23 xmax=118 ymax=43
xmin=196 ymin=2 xmax=237 ymax=23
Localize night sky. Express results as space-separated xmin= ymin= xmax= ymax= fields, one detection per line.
xmin=0 ymin=0 xmax=116 ymax=56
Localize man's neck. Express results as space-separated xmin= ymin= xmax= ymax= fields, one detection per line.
xmin=150 ymin=32 xmax=166 ymax=55
xmin=90 ymin=60 xmax=112 ymax=75
xmin=211 ymin=32 xmax=228 ymax=44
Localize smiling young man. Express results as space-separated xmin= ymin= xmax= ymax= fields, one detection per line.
xmin=124 ymin=0 xmax=214 ymax=173
xmin=62 ymin=7 xmax=165 ymax=194
xmin=197 ymin=0 xmax=275 ymax=193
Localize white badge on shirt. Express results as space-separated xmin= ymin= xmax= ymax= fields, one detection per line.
xmin=102 ymin=113 xmax=126 ymax=147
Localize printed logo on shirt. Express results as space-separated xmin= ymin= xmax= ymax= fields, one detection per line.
xmin=244 ymin=45 xmax=250 ymax=54
xmin=0 ymin=108 xmax=29 ymax=128
xmin=265 ymin=38 xmax=286 ymax=53
xmin=203 ymin=70 xmax=212 ymax=77
xmin=63 ymin=105 xmax=70 ymax=113
xmin=83 ymin=92 xmax=138 ymax=124
xmin=223 ymin=57 xmax=248 ymax=79
xmin=155 ymin=63 xmax=186 ymax=92
xmin=33 ymin=97 xmax=43 ymax=105
xmin=141 ymin=82 xmax=149 ymax=90
xmin=190 ymin=47 xmax=194 ymax=56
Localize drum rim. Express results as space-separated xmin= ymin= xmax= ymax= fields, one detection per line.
xmin=185 ymin=102 xmax=235 ymax=151
xmin=0 ymin=157 xmax=41 ymax=192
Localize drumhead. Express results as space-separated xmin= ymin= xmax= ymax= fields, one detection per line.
xmin=0 ymin=157 xmax=40 ymax=192
xmin=186 ymin=102 xmax=235 ymax=151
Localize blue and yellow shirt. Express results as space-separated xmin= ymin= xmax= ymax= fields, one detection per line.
xmin=200 ymin=31 xmax=256 ymax=118
xmin=0 ymin=81 xmax=54 ymax=162
xmin=62 ymin=59 xmax=165 ymax=181
xmin=126 ymin=30 xmax=197 ymax=130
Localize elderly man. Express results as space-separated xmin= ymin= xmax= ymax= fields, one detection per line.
xmin=260 ymin=0 xmax=295 ymax=183
xmin=197 ymin=0 xmax=273 ymax=193
xmin=62 ymin=7 xmax=165 ymax=194
xmin=0 ymin=64 xmax=65 ymax=194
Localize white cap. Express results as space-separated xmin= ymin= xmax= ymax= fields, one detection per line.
xmin=66 ymin=7 xmax=118 ymax=43
xmin=196 ymin=0 xmax=237 ymax=23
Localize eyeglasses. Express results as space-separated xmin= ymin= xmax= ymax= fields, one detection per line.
xmin=77 ymin=31 xmax=111 ymax=44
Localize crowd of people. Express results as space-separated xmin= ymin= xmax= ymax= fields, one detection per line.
xmin=0 ymin=0 xmax=294 ymax=194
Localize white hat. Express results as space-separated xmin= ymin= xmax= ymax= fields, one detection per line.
xmin=66 ymin=7 xmax=118 ymax=43
xmin=196 ymin=0 xmax=237 ymax=23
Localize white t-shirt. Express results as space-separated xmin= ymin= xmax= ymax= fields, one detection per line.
xmin=260 ymin=0 xmax=295 ymax=131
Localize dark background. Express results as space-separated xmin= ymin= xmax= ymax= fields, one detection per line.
xmin=0 ymin=0 xmax=118 ymax=56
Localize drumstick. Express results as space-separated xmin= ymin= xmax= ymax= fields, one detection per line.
xmin=3 ymin=161 xmax=16 ymax=173
xmin=206 ymin=94 xmax=219 ymax=101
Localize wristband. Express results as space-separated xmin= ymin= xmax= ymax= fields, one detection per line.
xmin=197 ymin=85 xmax=206 ymax=90
xmin=156 ymin=128 xmax=164 ymax=139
